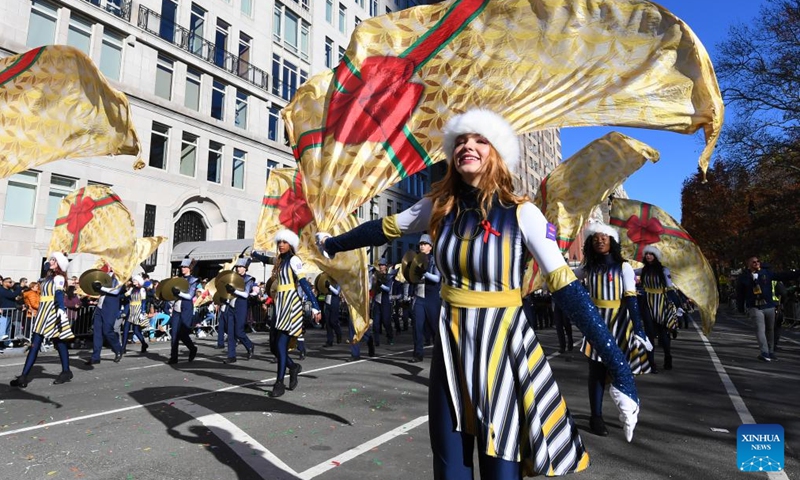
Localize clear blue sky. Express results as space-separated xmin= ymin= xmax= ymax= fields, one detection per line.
xmin=559 ymin=0 xmax=766 ymax=222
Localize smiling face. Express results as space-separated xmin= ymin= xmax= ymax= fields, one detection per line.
xmin=453 ymin=133 xmax=493 ymax=186
xmin=592 ymin=233 xmax=611 ymax=255
xmin=747 ymin=257 xmax=761 ymax=272
xmin=48 ymin=257 xmax=59 ymax=271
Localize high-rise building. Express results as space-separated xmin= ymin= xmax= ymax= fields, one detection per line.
xmin=0 ymin=0 xmax=430 ymax=280
xmin=516 ymin=129 xmax=562 ymax=199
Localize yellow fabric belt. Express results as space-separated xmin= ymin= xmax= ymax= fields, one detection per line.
xmin=644 ymin=287 xmax=664 ymax=294
xmin=131 ymin=301 xmax=141 ymax=306
xmin=41 ymin=296 xmax=54 ymax=302
xmin=441 ymin=284 xmax=522 ymax=308
xmin=277 ymin=284 xmax=296 ymax=292
xmin=592 ymin=298 xmax=621 ymax=309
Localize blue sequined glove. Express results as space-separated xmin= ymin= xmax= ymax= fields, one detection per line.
xmin=551 ymin=280 xmax=640 ymax=442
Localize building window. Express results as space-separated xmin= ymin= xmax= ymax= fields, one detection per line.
xmin=67 ymin=15 xmax=93 ymax=55
xmin=300 ymin=24 xmax=310 ymax=61
xmin=155 ymin=55 xmax=174 ymax=100
xmin=149 ymin=122 xmax=170 ymax=169
xmin=338 ymin=46 xmax=346 ymax=61
xmin=238 ymin=32 xmax=252 ymax=77
xmin=324 ymin=37 xmax=334 ymax=68
xmin=232 ymin=149 xmax=246 ymax=189
xmin=284 ymin=9 xmax=298 ymax=53
xmin=241 ymin=0 xmax=252 ymax=16
xmin=99 ymin=30 xmax=124 ymax=81
xmin=370 ymin=0 xmax=377 ymax=17
xmin=387 ymin=199 xmax=393 ymax=216
xmin=214 ymin=19 xmax=229 ymax=68
xmin=272 ymin=54 xmax=306 ymax=102
xmin=235 ymin=90 xmax=248 ymax=128
xmin=211 ymin=79 xmax=226 ymax=120
xmin=173 ymin=211 xmax=206 ymax=246
xmin=45 ymin=174 xmax=77 ymax=227
xmin=4 ymin=171 xmax=38 ymax=225
xmin=326 ymin=0 xmax=333 ymax=23
xmin=207 ymin=141 xmax=223 ymax=183
xmin=185 ymin=69 xmax=201 ymax=111
xmin=27 ymin=0 xmax=58 ymax=48
xmin=180 ymin=132 xmax=198 ymax=177
xmin=268 ymin=105 xmax=280 ymax=141
xmin=159 ymin=0 xmax=178 ymax=43
xmin=189 ymin=3 xmax=206 ymax=56
xmin=266 ymin=159 xmax=278 ymax=182
xmin=144 ymin=204 xmax=156 ymax=236
xmin=338 ymin=4 xmax=347 ymax=34
xmin=273 ymin=4 xmax=282 ymax=41
xmin=237 ymin=220 xmax=246 ymax=239
xmin=355 ymin=17 xmax=361 ymax=27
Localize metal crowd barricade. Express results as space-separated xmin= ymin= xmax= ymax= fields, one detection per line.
xmin=0 ymin=305 xmax=95 ymax=350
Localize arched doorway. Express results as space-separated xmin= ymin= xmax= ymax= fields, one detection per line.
xmin=173 ymin=211 xmax=207 ymax=246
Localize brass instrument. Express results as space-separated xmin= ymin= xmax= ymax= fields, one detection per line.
xmin=315 ymin=272 xmax=333 ymax=296
xmin=407 ymin=253 xmax=429 ymax=284
xmin=214 ymin=269 xmax=245 ymax=301
xmin=158 ymin=277 xmax=189 ymax=301
xmin=79 ymin=269 xmax=112 ymax=296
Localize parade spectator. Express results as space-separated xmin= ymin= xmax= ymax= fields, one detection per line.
xmin=736 ymin=257 xmax=800 ymax=361
xmin=23 ymin=281 xmax=41 ymax=324
xmin=1 ymin=277 xmax=22 ymax=343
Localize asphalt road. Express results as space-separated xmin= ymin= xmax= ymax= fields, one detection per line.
xmin=0 ymin=307 xmax=797 ymax=480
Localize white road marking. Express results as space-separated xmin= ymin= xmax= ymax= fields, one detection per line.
xmin=694 ymin=319 xmax=790 ymax=480
xmin=171 ymin=398 xmax=299 ymax=479
xmin=298 ymin=415 xmax=429 ymax=480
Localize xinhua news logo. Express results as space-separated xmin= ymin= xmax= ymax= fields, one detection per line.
xmin=737 ymin=424 xmax=784 ymax=472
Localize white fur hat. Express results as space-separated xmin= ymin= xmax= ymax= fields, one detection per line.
xmin=443 ymin=109 xmax=520 ymax=174
xmin=275 ymin=229 xmax=300 ymax=252
xmin=643 ymin=245 xmax=663 ymax=262
xmin=584 ymin=221 xmax=619 ymax=242
xmin=132 ymin=275 xmax=144 ymax=286
xmin=47 ymin=252 xmax=69 ymax=272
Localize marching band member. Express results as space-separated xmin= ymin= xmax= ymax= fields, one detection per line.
xmin=411 ymin=234 xmax=441 ymax=363
xmin=168 ymin=257 xmax=199 ymax=364
xmin=317 ymin=109 xmax=640 ymax=477
xmin=86 ymin=263 xmax=123 ymax=365
xmin=222 ymin=257 xmax=256 ymax=364
xmin=10 ymin=253 xmax=75 ymax=387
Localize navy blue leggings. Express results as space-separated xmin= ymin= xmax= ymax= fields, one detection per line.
xmin=429 ymin=341 xmax=521 ymax=479
xmin=122 ymin=322 xmax=147 ymax=348
xmin=21 ymin=333 xmax=70 ymax=376
xmin=274 ymin=331 xmax=295 ymax=383
xmin=587 ymin=359 xmax=607 ymax=417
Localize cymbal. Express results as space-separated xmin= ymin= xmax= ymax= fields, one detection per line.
xmin=408 ymin=253 xmax=429 ymax=284
xmin=315 ymin=272 xmax=332 ymax=296
xmin=79 ymin=269 xmax=112 ymax=295
xmin=265 ymin=277 xmax=277 ymax=298
xmin=214 ymin=270 xmax=245 ymax=300
xmin=400 ymin=250 xmax=416 ymax=283
xmin=371 ymin=271 xmax=388 ymax=292
xmin=159 ymin=277 xmax=189 ymax=301
xmin=212 ymin=290 xmax=226 ymax=306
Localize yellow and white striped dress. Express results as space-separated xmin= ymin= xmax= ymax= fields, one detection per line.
xmin=435 ymin=202 xmax=589 ymax=476
xmin=579 ymin=264 xmax=650 ymax=374
xmin=32 ymin=275 xmax=75 ymax=341
xmin=641 ymin=269 xmax=678 ymax=331
xmin=273 ymin=254 xmax=305 ymax=337
xmin=128 ymin=287 xmax=149 ymax=328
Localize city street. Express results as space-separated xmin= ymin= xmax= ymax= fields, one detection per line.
xmin=1 ymin=308 xmax=797 ymax=480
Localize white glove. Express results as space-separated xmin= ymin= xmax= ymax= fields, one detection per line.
xmin=315 ymin=232 xmax=333 ymax=259
xmin=609 ymin=385 xmax=640 ymax=442
xmin=633 ymin=334 xmax=654 ymax=352
xmin=676 ymin=307 xmax=685 ymax=317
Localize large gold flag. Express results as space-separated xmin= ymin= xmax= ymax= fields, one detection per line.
xmin=284 ymin=0 xmax=723 ymax=231
xmin=49 ymin=185 xmax=137 ymax=283
xmin=254 ymin=169 xmax=371 ymax=340
xmin=523 ymin=132 xmax=659 ymax=295
xmin=609 ymin=198 xmax=718 ymax=334
xmin=92 ymin=236 xmax=167 ymax=279
xmin=0 ymin=45 xmax=140 ymax=178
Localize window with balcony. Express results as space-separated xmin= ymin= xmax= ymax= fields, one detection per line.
xmin=46 ymin=174 xmax=77 ymax=227
xmin=189 ymin=3 xmax=206 ymax=56
xmin=215 ymin=19 xmax=229 ymax=68
xmin=235 ymin=90 xmax=248 ymax=129
xmin=67 ymin=15 xmax=93 ymax=55
xmin=149 ymin=122 xmax=169 ymax=169
xmin=185 ymin=69 xmax=201 ymax=110
xmin=27 ymin=0 xmax=58 ymax=48
xmin=238 ymin=32 xmax=252 ymax=76
xmin=180 ymin=132 xmax=198 ymax=177
xmin=232 ymin=149 xmax=246 ymax=189
xmin=207 ymin=141 xmax=223 ymax=183
xmin=159 ymin=0 xmax=178 ymax=42
xmin=211 ymin=79 xmax=226 ymax=120
xmin=4 ymin=171 xmax=39 ymax=225
xmin=99 ymin=30 xmax=124 ymax=81
xmin=155 ymin=55 xmax=174 ymax=100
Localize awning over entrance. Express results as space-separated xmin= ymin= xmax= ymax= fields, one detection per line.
xmin=170 ymin=239 xmax=256 ymax=262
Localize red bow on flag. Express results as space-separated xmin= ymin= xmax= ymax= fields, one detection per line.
xmin=621 ymin=214 xmax=664 ymax=246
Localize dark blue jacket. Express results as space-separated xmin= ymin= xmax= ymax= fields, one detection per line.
xmin=737 ymin=268 xmax=800 ymax=311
